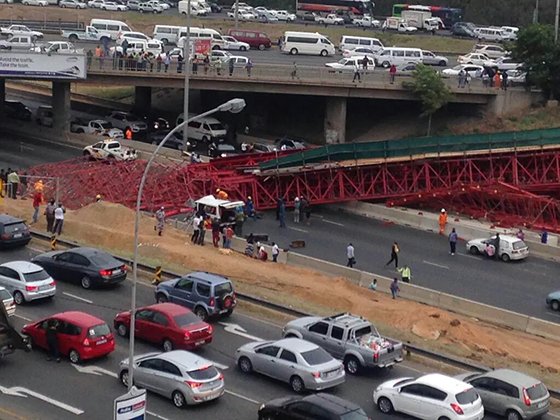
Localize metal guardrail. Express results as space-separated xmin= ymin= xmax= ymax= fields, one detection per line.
xmin=27 ymin=230 xmax=560 ymax=399
xmin=0 ymin=19 xmax=83 ymax=32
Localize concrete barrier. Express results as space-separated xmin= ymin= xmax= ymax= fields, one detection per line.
xmin=525 ymin=317 xmax=560 ymax=340
xmin=399 ymin=284 xmax=442 ymax=308
xmin=286 ymin=252 xmax=362 ymax=285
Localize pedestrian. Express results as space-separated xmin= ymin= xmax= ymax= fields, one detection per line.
xmin=245 ymin=196 xmax=256 ymax=221
xmin=541 ymin=229 xmax=548 ymax=244
xmin=155 ymin=207 xmax=165 ymax=236
xmin=225 ymin=225 xmax=234 ymax=249
xmin=302 ymin=196 xmax=311 ymax=225
xmin=502 ymin=70 xmax=508 ymax=90
xmin=257 ymin=245 xmax=268 ymax=261
xmin=362 ymin=55 xmax=368 ymax=71
xmin=0 ymin=169 xmax=4 ymax=197
xmin=346 ymin=243 xmax=355 ymax=268
xmin=438 ymin=208 xmax=448 ymax=235
xmin=448 ymin=227 xmax=458 ymax=255
xmin=516 ymin=228 xmax=525 ymax=241
xmin=291 ymin=61 xmax=298 ymax=80
xmin=45 ymin=199 xmax=55 ymax=233
xmin=191 ymin=214 xmax=201 ymax=243
xmin=272 ymin=242 xmax=279 ymax=262
xmin=485 ymin=242 xmax=496 ymax=258
xmin=46 ymin=319 xmax=61 ymax=362
xmin=385 ymin=241 xmax=400 ymax=268
xmin=293 ymin=197 xmax=301 ymax=223
xmin=52 ymin=202 xmax=65 ymax=235
xmin=229 ymin=57 xmax=235 ymax=76
xmin=156 ymin=53 xmax=162 ymax=72
xmin=163 ymin=54 xmax=170 ymax=73
xmin=211 ymin=218 xmax=220 ymax=247
xmin=203 ymin=54 xmax=210 ymax=74
xmin=215 ymin=58 xmax=223 ymax=76
xmin=458 ymin=69 xmax=466 ymax=88
xmin=7 ymin=169 xmax=19 ymax=199
xmin=197 ymin=216 xmax=208 ymax=245
xmin=86 ymin=49 xmax=93 ymax=68
xmin=352 ymin=60 xmax=361 ymax=83
xmin=397 ymin=265 xmax=411 ymax=283
xmin=482 ymin=68 xmax=490 ymax=87
xmin=216 ymin=188 xmax=228 ymax=200
xmin=31 ymin=190 xmax=43 ymax=224
xmin=246 ymin=58 xmax=253 ymax=77
xmin=177 ymin=54 xmax=184 ymax=73
xmin=278 ymin=198 xmax=286 ymax=228
xmin=389 ymin=64 xmax=397 ymax=84
xmin=494 ymin=233 xmax=500 ymax=259
xmin=192 ymin=57 xmax=198 ymax=75
xmin=368 ymin=278 xmax=377 ymax=291
xmin=390 ymin=278 xmax=400 ymax=299
xmin=493 ymin=71 xmax=501 ymax=90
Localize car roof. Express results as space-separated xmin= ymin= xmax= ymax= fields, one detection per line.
xmin=417 ymin=373 xmax=472 ymax=392
xmin=52 ymin=311 xmax=106 ymax=326
xmin=157 ymin=350 xmax=213 ymax=369
xmin=303 ymin=393 xmax=363 ymax=414
xmin=66 ymin=247 xmax=114 ymax=257
xmin=187 ymin=271 xmax=231 ymax=284
xmin=484 ymin=369 xmax=543 ymax=387
xmin=144 ymin=302 xmax=191 ymax=316
xmin=0 ymin=214 xmax=25 ymax=225
xmin=274 ymin=337 xmax=318 ymax=352
xmin=0 ymin=261 xmax=44 ymax=273
xmin=195 ymin=195 xmax=245 ymax=209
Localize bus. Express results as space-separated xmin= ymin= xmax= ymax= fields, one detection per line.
xmin=297 ymin=0 xmax=374 ymax=16
xmin=392 ymin=4 xmax=462 ymax=27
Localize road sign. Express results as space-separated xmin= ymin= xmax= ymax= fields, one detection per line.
xmin=114 ymin=386 xmax=146 ymax=420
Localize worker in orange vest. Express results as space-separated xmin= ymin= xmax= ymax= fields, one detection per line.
xmin=125 ymin=128 xmax=133 ymax=140
xmin=438 ymin=208 xmax=448 ymax=235
xmin=216 ymin=188 xmax=228 ymax=200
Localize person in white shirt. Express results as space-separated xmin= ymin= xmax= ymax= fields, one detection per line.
xmin=191 ymin=215 xmax=201 ymax=244
xmin=52 ymin=203 xmax=66 ymax=235
xmin=346 ymin=243 xmax=355 ymax=268
xmin=272 ymin=242 xmax=279 ymax=263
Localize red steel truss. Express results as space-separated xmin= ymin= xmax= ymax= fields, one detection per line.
xmin=24 ymin=148 xmax=560 ymax=232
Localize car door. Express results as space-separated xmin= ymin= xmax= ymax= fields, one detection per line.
xmin=150 ymin=310 xmax=171 ymax=345
xmin=304 ymin=321 xmax=329 ymax=347
xmin=397 ymin=383 xmax=428 ymax=417
xmin=417 ymin=385 xmax=448 ymax=418
xmin=324 ymin=325 xmax=345 ymax=358
xmin=286 ymin=402 xmax=322 ymax=419
xmin=31 ymin=319 xmax=50 ymax=350
xmin=135 ymin=358 xmax=165 ymax=392
xmin=48 ymin=252 xmax=74 ymax=281
xmin=134 ymin=309 xmax=155 ymax=343
xmin=0 ymin=267 xmax=21 ymax=295
xmin=252 ymin=345 xmax=281 ymax=377
xmin=276 ymin=348 xmax=299 ymax=382
xmin=66 ymin=253 xmax=91 ymax=282
xmin=57 ymin=320 xmax=82 ymax=357
xmin=158 ymin=360 xmax=183 ymax=398
xmin=169 ymin=277 xmax=194 ymax=308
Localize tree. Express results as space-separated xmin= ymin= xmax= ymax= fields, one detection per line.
xmin=404 ymin=64 xmax=452 ymax=136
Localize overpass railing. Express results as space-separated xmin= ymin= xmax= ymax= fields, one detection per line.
xmin=86 ymin=58 xmax=496 ymax=95
xmin=258 ymin=127 xmax=560 ymax=171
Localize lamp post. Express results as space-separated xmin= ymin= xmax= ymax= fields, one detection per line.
xmin=534 ymin=0 xmax=539 ymax=24
xmin=127 ymin=98 xmax=246 ymax=391
xmin=234 ymin=0 xmax=239 ymax=29
xmin=555 ymin=0 xmax=560 ymax=43
xmin=182 ymin=0 xmax=191 ymax=145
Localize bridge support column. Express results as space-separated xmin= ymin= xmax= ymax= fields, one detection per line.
xmin=52 ymin=81 xmax=70 ymax=132
xmin=134 ymin=86 xmax=152 ymax=116
xmin=324 ymin=97 xmax=347 ymax=144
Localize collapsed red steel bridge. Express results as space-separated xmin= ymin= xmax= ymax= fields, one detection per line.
xmin=25 ymin=130 xmax=560 ymax=232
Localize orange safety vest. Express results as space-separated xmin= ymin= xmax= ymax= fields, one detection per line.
xmin=439 ymin=212 xmax=448 ymax=226
xmin=125 ymin=129 xmax=132 ymax=140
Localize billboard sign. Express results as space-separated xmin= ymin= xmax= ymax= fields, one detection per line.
xmin=194 ymin=39 xmax=211 ymax=56
xmin=0 ymin=52 xmax=87 ymax=79
xmin=114 ymin=387 xmax=146 ymax=420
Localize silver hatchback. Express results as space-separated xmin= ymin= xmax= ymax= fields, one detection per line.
xmin=119 ymin=350 xmax=225 ymax=408
xmin=236 ymin=338 xmax=345 ymax=393
xmin=456 ymin=369 xmax=550 ymax=420
xmin=0 ymin=261 xmax=56 ymax=305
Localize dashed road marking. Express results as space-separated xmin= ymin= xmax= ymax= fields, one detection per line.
xmin=422 ymin=260 xmax=450 ymax=270
xmin=146 ymin=410 xmax=171 ymax=420
xmin=322 ymin=219 xmax=344 ymax=227
xmin=13 ymin=314 xmax=32 ymax=322
xmin=224 ymin=390 xmax=260 ymax=405
xmin=62 ymin=292 xmax=93 ymax=304
xmin=288 ymin=226 xmax=308 ymax=233
xmin=546 ymin=311 xmax=560 ymax=318
xmin=457 ymin=253 xmax=480 ymax=260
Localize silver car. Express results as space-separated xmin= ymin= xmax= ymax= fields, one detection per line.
xmin=0 ymin=261 xmax=56 ymax=305
xmin=236 ymin=338 xmax=345 ymax=393
xmin=119 ymin=350 xmax=225 ymax=408
xmin=456 ymin=369 xmax=550 ymax=420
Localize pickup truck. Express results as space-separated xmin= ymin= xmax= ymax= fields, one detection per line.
xmin=382 ymin=17 xmax=417 ymax=33
xmin=71 ymin=119 xmax=124 ymax=138
xmin=282 ymin=313 xmax=404 ymax=374
xmin=31 ymin=41 xmax=81 ymax=54
xmin=61 ymin=25 xmax=112 ymax=42
xmin=315 ymin=13 xmax=344 ymax=25
xmin=83 ymin=140 xmax=137 ymax=161
xmin=352 ymin=16 xmax=380 ymax=28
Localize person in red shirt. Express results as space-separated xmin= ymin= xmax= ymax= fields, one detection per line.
xmin=32 ymin=191 xmax=43 ymax=224
xmin=389 ymin=64 xmax=397 ymax=84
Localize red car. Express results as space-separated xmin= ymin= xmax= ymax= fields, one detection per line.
xmin=22 ymin=311 xmax=115 ymax=363
xmin=113 ymin=303 xmax=213 ymax=352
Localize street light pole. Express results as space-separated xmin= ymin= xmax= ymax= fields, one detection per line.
xmin=182 ymin=0 xmax=191 ymax=145
xmin=555 ymin=0 xmax=560 ymax=43
xmin=534 ymin=0 xmax=539 ymax=24
xmin=234 ymin=0 xmax=239 ymax=29
xmin=127 ymin=98 xmax=246 ymax=391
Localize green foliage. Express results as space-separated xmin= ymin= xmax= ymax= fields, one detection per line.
xmin=405 ymin=63 xmax=452 ymax=118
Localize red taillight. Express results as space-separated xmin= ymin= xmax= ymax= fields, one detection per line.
xmin=49 ymin=281 xmax=56 ymax=287
xmin=0 ymin=234 xmax=10 ymax=240
xmin=522 ymin=388 xmax=532 ymax=406
xmin=450 ymin=403 xmax=464 ymax=415
xmin=83 ymin=338 xmax=91 ymax=346
xmin=184 ymin=330 xmax=191 ymax=340
xmin=207 ymin=325 xmax=213 ymax=334
xmin=25 ymin=285 xmax=39 ymax=292
xmin=373 ymin=352 xmax=379 ymax=362
xmin=185 ymin=381 xmax=202 ymax=389
xmin=218 ymin=373 xmax=224 ymax=380
xmin=121 ymin=264 xmax=128 ymax=272
xmin=99 ymin=269 xmax=112 ymax=277
xmin=209 ymin=297 xmax=215 ymax=306
xmin=312 ymin=372 xmax=321 ymax=378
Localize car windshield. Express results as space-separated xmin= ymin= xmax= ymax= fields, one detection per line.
xmin=100 ymin=122 xmax=111 ymax=129
xmin=187 ymin=365 xmax=219 ymax=380
xmin=340 ymin=408 xmax=370 ymax=420
xmin=208 ymin=123 xmax=224 ymax=130
xmin=88 ymin=323 xmax=111 ymax=337
xmin=452 ymin=65 xmax=462 ymax=70
xmin=513 ymin=240 xmax=527 ymax=250
xmin=214 ymin=281 xmax=233 ymax=296
xmin=173 ymin=312 xmax=201 ymax=327
xmin=0 ymin=289 xmax=12 ymax=301
xmin=89 ymin=253 xmax=116 ymax=267
xmin=3 ymin=222 xmax=27 ymax=234
xmin=455 ymin=388 xmax=479 ymax=404
xmin=23 ymin=270 xmax=50 ymax=282
xmin=526 ymin=383 xmax=548 ymax=400
xmin=300 ymin=347 xmax=332 ymax=365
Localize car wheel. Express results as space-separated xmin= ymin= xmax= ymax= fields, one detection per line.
xmin=69 ymin=349 xmax=81 ymax=364
xmin=172 ymin=390 xmax=186 ymax=408
xmin=119 ymin=369 xmax=130 ymax=387
xmin=344 ymin=355 xmax=360 ymax=375
xmin=469 ymin=246 xmax=479 ymax=255
xmin=551 ymin=300 xmax=560 ymax=311
xmin=13 ymin=291 xmax=25 ymax=305
xmin=289 ymin=47 xmax=298 ymax=55
xmin=139 ymin=8 xmax=144 ymax=12
xmin=439 ymin=60 xmax=446 ymax=66
xmin=382 ymin=61 xmax=390 ymax=68
xmin=156 ymin=293 xmax=168 ymax=303
xmin=161 ymin=38 xmax=168 ymax=45
xmin=377 ymin=397 xmax=393 ymax=414
xmin=116 ymin=323 xmax=129 ymax=337
xmin=24 ymin=335 xmax=33 ymax=349
xmin=290 ymin=375 xmax=305 ymax=393
xmin=238 ymin=356 xmax=253 ymax=373
xmin=223 ymin=309 xmax=233 ymax=317
xmin=69 ymin=34 xmax=78 ymax=42
xmin=320 ymin=49 xmax=328 ymax=57
xmin=162 ymin=339 xmax=173 ymax=352
xmin=438 ymin=417 xmax=450 ymax=420
xmin=506 ymin=411 xmax=522 ymax=420
xmin=62 ymin=4 xmax=66 ymax=7
xmin=501 ymin=253 xmax=510 ymax=262
xmin=81 ymin=276 xmax=92 ymax=289
xmin=194 ymin=306 xmax=208 ymax=321
xmin=240 ymin=46 xmax=246 ymax=51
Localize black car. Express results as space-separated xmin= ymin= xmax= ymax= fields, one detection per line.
xmin=31 ymin=247 xmax=127 ymax=289
xmin=258 ymin=393 xmax=370 ymax=420
xmin=275 ymin=135 xmax=308 ymax=150
xmin=147 ymin=130 xmax=190 ymax=150
xmin=451 ymin=22 xmax=477 ymax=38
xmin=141 ymin=115 xmax=170 ymax=132
xmin=0 ymin=215 xmax=31 ymax=249
xmin=4 ymin=100 xmax=32 ymax=121
xmin=0 ymin=302 xmax=30 ymax=358
xmin=208 ymin=143 xmax=238 ymax=158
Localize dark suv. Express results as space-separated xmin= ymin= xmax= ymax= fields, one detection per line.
xmin=155 ymin=271 xmax=237 ymax=321
xmin=0 ymin=215 xmax=31 ymax=249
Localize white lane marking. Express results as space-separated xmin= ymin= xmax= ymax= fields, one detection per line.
xmin=224 ymin=390 xmax=261 ymax=405
xmin=546 ymin=311 xmax=560 ymax=318
xmin=146 ymin=410 xmax=171 ymax=420
xmin=548 ymin=412 xmax=560 ymax=420
xmin=235 ymin=312 xmax=283 ymax=330
xmin=422 ymin=260 xmax=450 ymax=270
xmin=0 ymin=385 xmax=84 ymax=415
xmin=322 ymin=219 xmax=344 ymax=227
xmin=288 ymin=226 xmax=308 ymax=233
xmin=457 ymin=253 xmax=480 ymax=260
xmin=211 ymin=361 xmax=229 ymax=370
xmin=62 ymin=292 xmax=93 ymax=304
xmin=13 ymin=314 xmax=32 ymax=322
xmin=219 ymin=322 xmax=264 ymax=342
xmin=72 ymin=364 xmax=118 ymax=378
xmin=401 ymin=364 xmax=424 ymax=374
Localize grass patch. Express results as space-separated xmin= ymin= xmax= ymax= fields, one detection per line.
xmin=72 ymin=85 xmax=135 ymax=103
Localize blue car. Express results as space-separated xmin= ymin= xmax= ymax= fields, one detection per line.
xmin=546 ymin=291 xmax=560 ymax=311
xmin=155 ymin=272 xmax=236 ymax=321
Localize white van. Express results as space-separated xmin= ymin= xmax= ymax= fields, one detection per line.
xmin=176 ymin=113 xmax=227 ymax=144
xmin=90 ymin=19 xmax=131 ymax=39
xmin=177 ymin=27 xmax=225 ymax=50
xmin=281 ymin=31 xmax=335 ymax=56
xmin=178 ymin=0 xmax=208 ymax=16
xmin=501 ymin=26 xmax=519 ymax=40
xmin=152 ymin=25 xmax=182 ymax=45
xmin=112 ymin=39 xmax=163 ymax=56
xmin=476 ymin=27 xmax=506 ymax=42
xmin=339 ymin=35 xmax=384 ymax=53
xmin=374 ymin=47 xmax=423 ymax=68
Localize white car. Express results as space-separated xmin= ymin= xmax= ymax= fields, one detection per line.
xmin=227 ymin=10 xmax=257 ymax=20
xmin=315 ymin=13 xmax=344 ymax=25
xmin=59 ymin=0 xmax=87 ymax=7
xmin=83 ymin=140 xmax=137 ymax=161
xmin=494 ymin=56 xmax=522 ymax=71
xmin=87 ymin=0 xmax=105 ymax=6
xmin=507 ymin=69 xmax=526 ymax=85
xmin=374 ymin=374 xmax=484 ymax=420
xmin=325 ymin=57 xmax=375 ymax=72
xmin=466 ymin=234 xmax=529 ymax=261
xmin=457 ymin=52 xmax=495 ymax=66
xmin=275 ymin=10 xmax=296 ymax=21
xmin=0 ymin=25 xmax=43 ymax=39
xmin=342 ymin=47 xmax=379 ymax=59
xmin=422 ymin=50 xmax=448 ymax=66
xmin=116 ymin=31 xmax=151 ymax=45
xmin=210 ymin=49 xmax=232 ymax=62
xmin=0 ymin=261 xmax=56 ymax=304
xmin=442 ymin=64 xmax=484 ymax=78
xmin=101 ymin=1 xmax=128 ymax=10
xmin=226 ymin=55 xmax=249 ymax=67
xmin=222 ymin=36 xmax=249 ymax=51
xmin=22 ymin=0 xmax=48 ymax=6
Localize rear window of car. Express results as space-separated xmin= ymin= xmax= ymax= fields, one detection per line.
xmin=340 ymin=408 xmax=370 ymax=419
xmin=300 ymin=347 xmax=332 ymax=365
xmin=513 ymin=240 xmax=527 ymax=250
xmin=455 ymin=388 xmax=479 ymax=404
xmin=23 ymin=270 xmax=50 ymax=282
xmin=3 ymin=222 xmax=27 ymax=234
xmin=173 ymin=312 xmax=200 ymax=327
xmin=0 ymin=289 xmax=12 ymax=300
xmin=89 ymin=253 xmax=117 ymax=267
xmin=88 ymin=323 xmax=111 ymax=337
xmin=214 ymin=282 xmax=232 ymax=296
xmin=187 ymin=366 xmax=219 ymax=380
xmin=526 ymin=383 xmax=548 ymax=400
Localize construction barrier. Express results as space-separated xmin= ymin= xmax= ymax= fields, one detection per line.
xmin=152 ymin=266 xmax=162 ymax=285
xmin=50 ymin=235 xmax=57 ymax=251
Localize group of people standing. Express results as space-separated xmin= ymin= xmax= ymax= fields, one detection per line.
xmin=278 ymin=196 xmax=311 ymax=227
xmin=0 ymin=168 xmax=26 ymax=199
